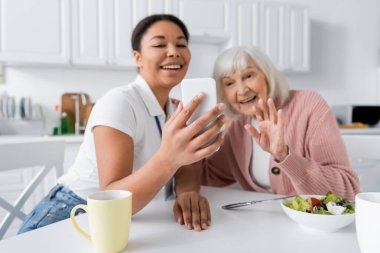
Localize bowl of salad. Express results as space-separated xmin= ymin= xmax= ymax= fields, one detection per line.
xmin=281 ymin=192 xmax=355 ymax=232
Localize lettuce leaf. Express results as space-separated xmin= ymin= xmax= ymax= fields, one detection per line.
xmin=285 ymin=196 xmax=311 ymax=212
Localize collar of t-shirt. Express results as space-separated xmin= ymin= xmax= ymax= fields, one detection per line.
xmin=134 ymin=75 xmax=177 ymax=124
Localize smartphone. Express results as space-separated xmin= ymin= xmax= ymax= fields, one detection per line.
xmin=181 ymin=78 xmax=217 ymax=124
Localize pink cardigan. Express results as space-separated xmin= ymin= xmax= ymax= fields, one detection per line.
xmin=201 ymin=90 xmax=359 ymax=200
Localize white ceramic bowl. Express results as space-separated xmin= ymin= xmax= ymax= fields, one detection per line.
xmin=281 ymin=195 xmax=355 ymax=232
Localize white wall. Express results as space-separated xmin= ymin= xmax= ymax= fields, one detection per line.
xmin=283 ymin=0 xmax=380 ymax=105
xmin=0 ymin=0 xmax=379 ymax=134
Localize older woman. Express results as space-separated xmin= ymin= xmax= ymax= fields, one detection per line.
xmin=201 ymin=46 xmax=359 ymax=200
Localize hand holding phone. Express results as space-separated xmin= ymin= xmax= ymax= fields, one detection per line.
xmin=181 ymin=78 xmax=217 ymax=124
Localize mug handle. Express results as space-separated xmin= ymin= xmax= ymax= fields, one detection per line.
xmin=70 ymin=204 xmax=91 ymax=241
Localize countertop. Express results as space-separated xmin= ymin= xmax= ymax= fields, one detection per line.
xmin=0 ymin=134 xmax=84 ymax=144
xmin=340 ymin=128 xmax=380 ymax=135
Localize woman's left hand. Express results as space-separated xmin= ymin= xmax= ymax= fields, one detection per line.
xmin=244 ymin=98 xmax=289 ymax=162
xmin=173 ymin=191 xmax=211 ymax=232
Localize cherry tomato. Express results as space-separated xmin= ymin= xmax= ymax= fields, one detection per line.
xmin=310 ymin=197 xmax=320 ymax=207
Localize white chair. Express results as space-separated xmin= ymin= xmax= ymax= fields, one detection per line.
xmin=0 ymin=139 xmax=65 ymax=239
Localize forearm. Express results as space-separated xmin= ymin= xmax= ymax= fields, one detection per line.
xmin=104 ymin=151 xmax=178 ymax=214
xmin=174 ymin=163 xmax=201 ymax=195
xmin=275 ymin=149 xmax=359 ymax=200
xmin=284 ymin=107 xmax=359 ymax=199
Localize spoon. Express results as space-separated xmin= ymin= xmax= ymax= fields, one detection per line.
xmin=222 ymin=195 xmax=295 ymax=210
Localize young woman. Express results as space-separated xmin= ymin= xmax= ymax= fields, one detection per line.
xmin=19 ymin=14 xmax=225 ymax=233
xmin=201 ymin=46 xmax=359 ymax=200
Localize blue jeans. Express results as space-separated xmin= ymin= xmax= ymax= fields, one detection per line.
xmin=18 ymin=185 xmax=86 ymax=234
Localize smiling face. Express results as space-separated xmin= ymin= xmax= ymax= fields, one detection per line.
xmin=133 ymin=20 xmax=191 ymax=92
xmin=221 ymin=59 xmax=268 ymax=116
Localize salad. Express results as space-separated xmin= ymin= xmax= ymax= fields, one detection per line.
xmin=284 ymin=192 xmax=355 ymax=215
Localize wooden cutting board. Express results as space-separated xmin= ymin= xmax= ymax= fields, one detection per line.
xmin=81 ymin=102 xmax=94 ymax=127
xmin=61 ymin=93 xmax=91 ymax=131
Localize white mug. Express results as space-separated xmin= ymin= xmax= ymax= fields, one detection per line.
xmin=355 ymin=192 xmax=380 ymax=253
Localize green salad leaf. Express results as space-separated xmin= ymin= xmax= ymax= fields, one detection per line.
xmin=321 ymin=191 xmax=344 ymax=205
xmin=343 ymin=205 xmax=355 ymax=214
xmin=284 ymin=192 xmax=355 ymax=215
xmin=285 ymin=196 xmax=311 ymax=212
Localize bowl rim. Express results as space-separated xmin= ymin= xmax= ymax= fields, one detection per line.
xmin=281 ymin=194 xmax=355 ymax=217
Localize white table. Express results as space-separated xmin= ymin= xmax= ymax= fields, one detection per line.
xmin=0 ymin=186 xmax=360 ymax=253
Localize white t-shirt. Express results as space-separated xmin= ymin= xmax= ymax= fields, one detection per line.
xmin=250 ymin=120 xmax=271 ymax=190
xmin=58 ymin=75 xmax=176 ymax=199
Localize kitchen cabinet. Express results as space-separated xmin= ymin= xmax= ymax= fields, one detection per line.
xmin=174 ymin=0 xmax=231 ymax=43
xmin=73 ymin=0 xmax=178 ymax=67
xmin=0 ymin=0 xmax=231 ymax=67
xmin=75 ymin=0 xmax=308 ymax=69
xmin=0 ymin=0 xmax=310 ymax=72
xmin=78 ymin=0 xmax=230 ymax=66
xmin=232 ymin=0 xmax=260 ymax=48
xmin=71 ymin=0 xmax=108 ymax=66
xmin=231 ymin=1 xmax=310 ymax=72
xmin=260 ymin=2 xmax=287 ymax=70
xmin=72 ymin=0 xmax=143 ymax=67
xmin=107 ymin=0 xmax=138 ymax=67
xmin=286 ymin=4 xmax=310 ymax=72
xmin=0 ymin=0 xmax=70 ymax=64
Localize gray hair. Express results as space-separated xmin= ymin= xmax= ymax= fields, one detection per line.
xmin=213 ymin=46 xmax=289 ymax=116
